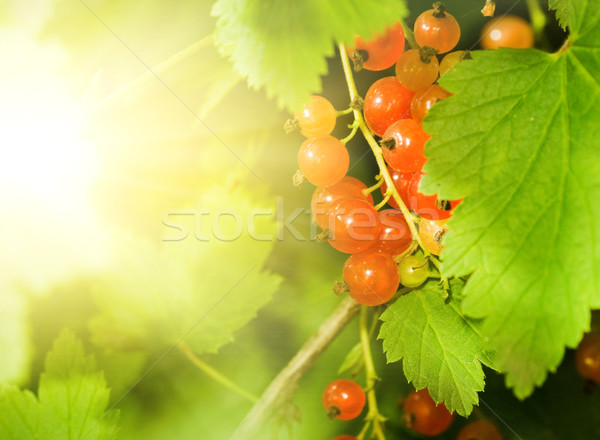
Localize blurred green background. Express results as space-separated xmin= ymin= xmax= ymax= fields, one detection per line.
xmin=1 ymin=1 xmax=591 ymax=439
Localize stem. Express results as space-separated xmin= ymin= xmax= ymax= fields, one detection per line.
xmin=363 ymin=177 xmax=384 ymax=197
xmin=359 ymin=307 xmax=386 ymax=440
xmin=338 ymin=43 xmax=427 ymax=254
xmin=341 ymin=122 xmax=360 ymax=144
xmin=178 ymin=342 xmax=259 ymax=403
xmin=231 ymin=297 xmax=361 ymax=440
xmin=399 ymin=20 xmax=418 ymax=49
xmin=336 ymin=107 xmax=354 ymax=116
xmin=93 ymin=35 xmax=213 ymax=109
xmin=525 ymin=0 xmax=547 ymax=42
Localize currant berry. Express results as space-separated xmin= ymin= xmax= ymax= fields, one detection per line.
xmin=381 ymin=119 xmax=430 ymax=173
xmin=398 ymin=255 xmax=429 ymax=288
xmin=343 ymin=250 xmax=400 ymax=305
xmin=458 ymin=420 xmax=503 ymax=440
xmin=380 ymin=166 xmax=414 ymax=209
xmin=414 ymin=3 xmax=461 ymax=54
xmin=293 ymin=95 xmax=337 ymax=137
xmin=395 ymin=48 xmax=440 ymax=92
xmin=439 ymin=50 xmax=467 ymax=76
xmin=576 ymin=333 xmax=600 ymax=385
xmin=298 ymin=136 xmax=349 ymax=187
xmin=481 ymin=15 xmax=534 ymax=50
xmin=349 ymin=23 xmax=405 ymax=71
xmin=312 ymin=177 xmax=373 ymax=230
xmin=411 ymin=84 xmax=451 ymax=124
xmin=364 ymin=77 xmax=415 ymax=137
xmin=328 ymin=198 xmax=379 ymax=254
xmin=373 ymin=209 xmax=412 ymax=256
xmin=407 ymin=172 xmax=460 ymax=220
xmin=333 ymin=436 xmax=358 ymax=440
xmin=403 ymin=389 xmax=454 ymax=436
xmin=323 ymin=379 xmax=366 ymax=421
xmin=419 ymin=218 xmax=449 ymax=256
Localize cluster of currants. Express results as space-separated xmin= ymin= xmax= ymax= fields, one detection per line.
xmin=287 ymin=3 xmax=535 ymax=439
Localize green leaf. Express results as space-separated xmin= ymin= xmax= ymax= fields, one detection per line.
xmin=337 ymin=342 xmax=363 ymax=375
xmin=548 ymin=0 xmax=568 ymax=29
xmin=421 ymin=1 xmax=600 ymax=398
xmin=0 ymin=330 xmax=118 ymax=440
xmin=90 ymin=185 xmax=282 ymax=355
xmin=0 ymin=285 xmax=30 ymax=384
xmin=212 ymin=0 xmax=408 ymax=111
xmin=379 ymin=281 xmax=491 ymax=416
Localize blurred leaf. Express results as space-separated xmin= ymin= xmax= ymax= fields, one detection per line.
xmin=0 ymin=330 xmax=118 ymax=440
xmin=90 ymin=185 xmax=282 ymax=355
xmin=0 ymin=285 xmax=30 ymax=384
xmin=337 ymin=342 xmax=363 ymax=375
xmin=379 ymin=280 xmax=491 ymax=416
xmin=212 ymin=0 xmax=408 ymax=111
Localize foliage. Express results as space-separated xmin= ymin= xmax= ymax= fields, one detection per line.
xmin=379 ymin=280 xmax=492 ymax=416
xmin=421 ymin=0 xmax=600 ymax=398
xmin=212 ymin=0 xmax=408 ymax=111
xmin=0 ymin=331 xmax=119 ymax=440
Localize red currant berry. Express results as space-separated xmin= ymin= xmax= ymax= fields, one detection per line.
xmin=343 ymin=251 xmax=400 ymax=305
xmin=298 ymin=136 xmax=349 ymax=187
xmin=328 ymin=198 xmax=379 ymax=253
xmin=407 ymin=172 xmax=460 ymax=220
xmin=323 ymin=379 xmax=366 ymax=421
xmin=364 ymin=77 xmax=415 ymax=137
xmin=458 ymin=420 xmax=503 ymax=440
xmin=373 ymin=209 xmax=412 ymax=256
xmin=349 ymin=23 xmax=405 ymax=71
xmin=381 ymin=166 xmax=414 ymax=210
xmin=411 ymin=84 xmax=451 ymax=124
xmin=395 ymin=49 xmax=440 ymax=92
xmin=381 ymin=119 xmax=430 ymax=173
xmin=481 ymin=15 xmax=534 ymax=50
xmin=333 ymin=436 xmax=358 ymax=440
xmin=576 ymin=333 xmax=600 ymax=385
xmin=294 ymin=96 xmax=336 ymax=138
xmin=312 ymin=177 xmax=373 ymax=230
xmin=403 ymin=388 xmax=454 ymax=436
xmin=414 ymin=4 xmax=461 ymax=54
xmin=419 ymin=218 xmax=449 ymax=256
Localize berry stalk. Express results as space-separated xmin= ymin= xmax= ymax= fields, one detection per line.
xmin=358 ymin=307 xmax=386 ymax=440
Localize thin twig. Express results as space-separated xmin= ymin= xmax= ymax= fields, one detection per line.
xmin=230 ymin=297 xmax=361 ymax=440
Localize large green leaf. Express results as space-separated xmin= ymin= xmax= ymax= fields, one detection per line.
xmin=212 ymin=0 xmax=408 ymax=111
xmin=379 ymin=281 xmax=491 ymax=416
xmin=0 ymin=331 xmax=118 ymax=440
xmin=421 ymin=0 xmax=600 ymax=398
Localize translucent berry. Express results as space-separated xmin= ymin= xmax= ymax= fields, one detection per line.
xmin=294 ymin=95 xmax=337 ymax=137
xmin=328 ymin=198 xmax=379 ymax=254
xmin=298 ymin=136 xmax=349 ymax=187
xmin=411 ymin=84 xmax=451 ymax=124
xmin=323 ymin=379 xmax=366 ymax=421
xmin=312 ymin=177 xmax=373 ymax=230
xmin=349 ymin=23 xmax=406 ymax=71
xmin=403 ymin=388 xmax=454 ymax=436
xmin=395 ymin=49 xmax=440 ymax=92
xmin=343 ymin=251 xmax=400 ymax=305
xmin=414 ymin=3 xmax=461 ymax=54
xmin=364 ymin=77 xmax=415 ymax=137
xmin=458 ymin=420 xmax=503 ymax=440
xmin=481 ymin=15 xmax=534 ymax=50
